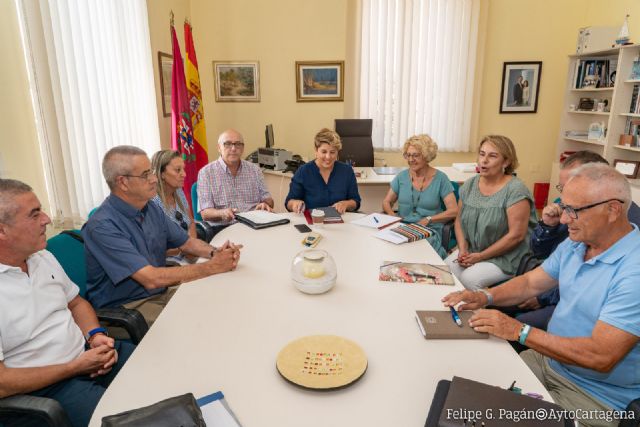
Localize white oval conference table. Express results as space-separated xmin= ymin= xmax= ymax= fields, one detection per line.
xmin=90 ymin=213 xmax=550 ymax=427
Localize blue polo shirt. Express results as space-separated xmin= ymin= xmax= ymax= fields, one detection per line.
xmin=542 ymin=225 xmax=640 ymax=410
xmin=284 ymin=161 xmax=361 ymax=210
xmin=83 ymin=194 xmax=189 ymax=308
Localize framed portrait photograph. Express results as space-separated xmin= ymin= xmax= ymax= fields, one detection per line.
xmin=213 ymin=61 xmax=260 ymax=102
xmin=295 ymin=61 xmax=344 ymax=102
xmin=613 ymin=159 xmax=640 ymax=178
xmin=157 ymin=52 xmax=173 ymax=117
xmin=499 ymin=61 xmax=542 ymax=113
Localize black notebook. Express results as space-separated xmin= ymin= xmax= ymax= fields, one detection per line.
xmin=235 ymin=211 xmax=290 ymax=229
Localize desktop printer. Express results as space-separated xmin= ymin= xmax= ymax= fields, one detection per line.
xmin=258 ymin=147 xmax=292 ymax=170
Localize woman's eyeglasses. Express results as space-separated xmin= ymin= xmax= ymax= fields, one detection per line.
xmin=403 ymin=153 xmax=422 ymax=160
xmin=175 ymin=211 xmax=188 ymax=230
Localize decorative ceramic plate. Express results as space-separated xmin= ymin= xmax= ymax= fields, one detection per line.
xmin=276 ymin=335 xmax=368 ymax=390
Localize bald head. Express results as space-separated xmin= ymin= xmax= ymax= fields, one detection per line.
xmin=217 ymin=129 xmax=245 ymax=166
xmin=567 ymin=163 xmax=631 ymax=214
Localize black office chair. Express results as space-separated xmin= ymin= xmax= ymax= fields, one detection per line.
xmin=335 ymin=119 xmax=374 ymax=167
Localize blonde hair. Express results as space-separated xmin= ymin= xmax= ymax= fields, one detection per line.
xmin=151 ymin=150 xmax=186 ymax=213
xmin=402 ymin=134 xmax=438 ymax=162
xmin=479 ymin=135 xmax=519 ymax=175
xmin=314 ymin=128 xmax=342 ymax=151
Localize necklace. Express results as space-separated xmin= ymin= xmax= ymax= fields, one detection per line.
xmin=410 ymin=173 xmax=428 ymax=215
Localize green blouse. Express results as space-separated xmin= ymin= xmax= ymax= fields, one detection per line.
xmin=458 ymin=175 xmax=537 ymax=274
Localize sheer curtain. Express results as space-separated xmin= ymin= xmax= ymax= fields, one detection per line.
xmin=360 ymin=0 xmax=480 ymax=152
xmin=16 ymin=0 xmax=160 ymax=226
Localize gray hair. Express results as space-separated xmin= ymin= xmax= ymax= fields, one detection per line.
xmin=102 ymin=145 xmax=147 ymax=190
xmin=0 ymin=179 xmax=33 ymax=224
xmin=569 ymin=163 xmax=631 ymax=214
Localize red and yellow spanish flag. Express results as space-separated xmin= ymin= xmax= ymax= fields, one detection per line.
xmin=184 ymin=21 xmax=208 ymax=175
xmin=170 ymin=23 xmax=195 ymax=210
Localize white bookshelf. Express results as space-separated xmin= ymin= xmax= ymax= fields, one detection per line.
xmin=556 ymin=44 xmax=640 ymax=199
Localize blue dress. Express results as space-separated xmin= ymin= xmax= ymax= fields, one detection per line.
xmin=390 ymin=169 xmax=454 ymax=257
xmin=285 ymin=161 xmax=361 ymax=210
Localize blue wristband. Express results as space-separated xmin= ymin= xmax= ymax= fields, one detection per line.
xmin=85 ymin=326 xmax=108 ymax=342
xmin=518 ymin=324 xmax=531 ymax=345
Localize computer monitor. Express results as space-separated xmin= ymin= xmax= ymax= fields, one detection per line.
xmin=265 ymin=124 xmax=274 ymax=148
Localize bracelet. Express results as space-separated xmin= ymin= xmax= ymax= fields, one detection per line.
xmin=85 ymin=326 xmax=108 ymax=343
xmin=518 ymin=323 xmax=531 ymax=345
xmin=476 ymin=288 xmax=493 ymax=307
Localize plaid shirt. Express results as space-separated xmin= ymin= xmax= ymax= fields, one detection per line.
xmin=197 ymin=158 xmax=271 ymax=224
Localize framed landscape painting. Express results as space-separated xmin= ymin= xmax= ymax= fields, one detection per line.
xmin=295 ymin=61 xmax=344 ymax=102
xmin=499 ymin=61 xmax=542 ymax=113
xmin=213 ymin=61 xmax=260 ymax=102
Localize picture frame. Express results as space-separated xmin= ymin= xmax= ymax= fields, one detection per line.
xmin=213 ymin=61 xmax=260 ymax=102
xmin=157 ymin=52 xmax=173 ymax=117
xmin=295 ymin=61 xmax=344 ymax=102
xmin=499 ymin=61 xmax=542 ymax=113
xmin=613 ymin=159 xmax=640 ymax=179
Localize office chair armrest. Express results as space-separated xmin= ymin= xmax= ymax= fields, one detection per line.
xmin=619 ymin=398 xmax=640 ymax=427
xmin=0 ymin=394 xmax=72 ymax=427
xmin=96 ymin=308 xmax=149 ymax=345
xmin=441 ymin=220 xmax=454 ymax=253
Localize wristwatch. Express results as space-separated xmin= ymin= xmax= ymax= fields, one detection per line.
xmin=425 ymin=216 xmax=432 ymax=225
xmin=85 ymin=326 xmax=108 ymax=343
xmin=476 ymin=288 xmax=494 ymax=307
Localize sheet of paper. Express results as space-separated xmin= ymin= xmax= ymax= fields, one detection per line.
xmin=350 ymin=213 xmax=401 ymax=229
xmin=374 ymin=228 xmax=408 ymax=244
xmin=197 ymin=391 xmax=242 ymax=427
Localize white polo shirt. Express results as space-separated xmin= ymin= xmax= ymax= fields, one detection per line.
xmin=0 ymin=250 xmax=84 ymax=368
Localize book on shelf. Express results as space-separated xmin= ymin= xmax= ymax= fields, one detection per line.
xmin=630 ymin=84 xmax=640 ymax=113
xmin=573 ymin=58 xmax=615 ymax=89
xmin=631 ymin=61 xmax=640 ymax=80
xmin=565 ymin=130 xmax=589 ymax=138
xmin=620 ymin=117 xmax=640 ymax=147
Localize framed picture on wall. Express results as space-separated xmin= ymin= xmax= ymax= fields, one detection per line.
xmin=295 ymin=61 xmax=344 ymax=102
xmin=613 ymin=159 xmax=640 ymax=178
xmin=212 ymin=61 xmax=260 ymax=102
xmin=157 ymin=52 xmax=173 ymax=117
xmin=499 ymin=61 xmax=542 ymax=113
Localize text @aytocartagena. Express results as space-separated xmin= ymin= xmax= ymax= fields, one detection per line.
xmin=446 ymin=408 xmax=635 ymax=423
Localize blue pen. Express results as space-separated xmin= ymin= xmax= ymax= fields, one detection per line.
xmin=449 ymin=305 xmax=462 ymax=327
xmin=373 ymin=215 xmax=379 ymax=224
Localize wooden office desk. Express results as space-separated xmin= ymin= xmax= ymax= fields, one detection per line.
xmin=90 ymin=213 xmax=549 ymax=426
xmin=263 ymin=166 xmax=476 ymax=213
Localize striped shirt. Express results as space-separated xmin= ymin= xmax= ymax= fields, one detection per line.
xmin=197 ymin=158 xmax=271 ymax=225
xmin=149 ymin=188 xmax=192 ymax=231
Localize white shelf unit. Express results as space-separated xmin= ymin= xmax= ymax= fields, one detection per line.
xmin=555 ymin=44 xmax=640 ymax=203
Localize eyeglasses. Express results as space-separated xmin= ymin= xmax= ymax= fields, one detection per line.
xmin=557 ymin=198 xmax=624 ymax=220
xmin=555 ymin=184 xmax=563 ymax=193
xmin=222 ymin=141 xmax=245 ymax=149
xmin=403 ymin=153 xmax=422 ymax=160
xmin=123 ymin=170 xmax=155 ymax=181
xmin=175 ymin=211 xmax=188 ymax=230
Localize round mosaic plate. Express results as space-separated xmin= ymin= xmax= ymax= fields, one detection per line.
xmin=276 ymin=335 xmax=368 ymax=390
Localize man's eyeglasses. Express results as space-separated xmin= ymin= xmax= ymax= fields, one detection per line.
xmin=175 ymin=211 xmax=188 ymax=230
xmin=123 ymin=170 xmax=155 ymax=181
xmin=222 ymin=141 xmax=245 ymax=149
xmin=403 ymin=153 xmax=422 ymax=160
xmin=557 ymin=198 xmax=624 ymax=220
